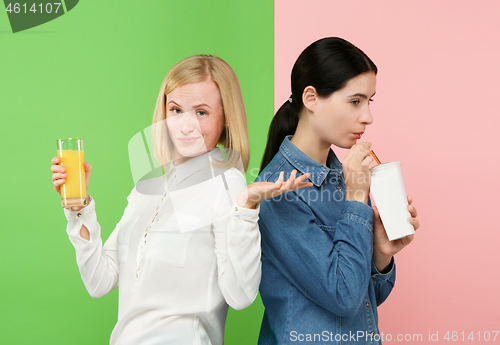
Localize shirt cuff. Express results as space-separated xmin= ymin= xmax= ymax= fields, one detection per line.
xmin=340 ymin=200 xmax=374 ymax=232
xmin=64 ymin=196 xmax=98 ymax=241
xmin=231 ymin=203 xmax=260 ymax=221
xmin=63 ymin=196 xmax=95 ymax=221
xmin=371 ymin=257 xmax=395 ymax=281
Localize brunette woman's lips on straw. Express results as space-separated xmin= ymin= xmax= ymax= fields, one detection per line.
xmin=354 ymin=132 xmax=364 ymax=139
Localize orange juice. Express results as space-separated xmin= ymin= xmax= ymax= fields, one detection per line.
xmin=57 ymin=149 xmax=87 ymax=206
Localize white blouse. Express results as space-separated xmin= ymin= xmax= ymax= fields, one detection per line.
xmin=64 ymin=149 xmax=261 ymax=345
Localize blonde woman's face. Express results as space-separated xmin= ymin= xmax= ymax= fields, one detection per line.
xmin=165 ymin=79 xmax=225 ymax=165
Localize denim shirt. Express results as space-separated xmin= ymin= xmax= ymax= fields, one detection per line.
xmin=255 ymin=136 xmax=396 ymax=345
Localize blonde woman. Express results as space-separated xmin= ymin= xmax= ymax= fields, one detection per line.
xmin=50 ymin=55 xmax=312 ymax=345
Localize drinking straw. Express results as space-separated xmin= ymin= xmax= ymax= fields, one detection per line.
xmin=360 ymin=135 xmax=382 ymax=165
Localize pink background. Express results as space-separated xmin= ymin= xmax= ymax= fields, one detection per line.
xmin=275 ymin=0 xmax=500 ymax=340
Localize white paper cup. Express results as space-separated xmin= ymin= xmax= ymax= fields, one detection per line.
xmin=370 ymin=161 xmax=414 ymax=241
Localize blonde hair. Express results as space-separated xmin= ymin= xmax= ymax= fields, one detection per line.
xmin=152 ymin=55 xmax=249 ymax=172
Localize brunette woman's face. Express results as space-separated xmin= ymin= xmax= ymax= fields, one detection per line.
xmin=165 ymin=79 xmax=225 ymax=165
xmin=312 ymin=72 xmax=376 ymax=149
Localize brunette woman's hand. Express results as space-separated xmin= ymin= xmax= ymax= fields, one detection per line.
xmin=236 ymin=170 xmax=313 ymax=209
xmin=372 ymin=195 xmax=420 ymax=272
xmin=51 ymin=156 xmax=92 ymax=211
xmin=342 ymin=142 xmax=373 ymax=204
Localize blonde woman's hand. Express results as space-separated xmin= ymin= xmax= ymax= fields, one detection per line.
xmin=342 ymin=142 xmax=373 ymax=204
xmin=236 ymin=170 xmax=313 ymax=209
xmin=51 ymin=156 xmax=92 ymax=211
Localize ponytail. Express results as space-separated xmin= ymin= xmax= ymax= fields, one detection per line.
xmin=260 ymin=98 xmax=298 ymax=171
xmin=259 ymin=37 xmax=378 ymax=173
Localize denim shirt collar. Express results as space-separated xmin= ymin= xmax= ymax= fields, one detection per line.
xmin=279 ymin=135 xmax=343 ymax=187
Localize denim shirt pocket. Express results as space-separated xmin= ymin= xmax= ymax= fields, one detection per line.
xmin=317 ymin=224 xmax=336 ymax=232
xmin=318 ymin=224 xmax=335 ymax=232
xmin=317 ymin=224 xmax=336 ymax=244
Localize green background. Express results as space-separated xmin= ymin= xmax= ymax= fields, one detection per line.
xmin=0 ymin=1 xmax=273 ymax=344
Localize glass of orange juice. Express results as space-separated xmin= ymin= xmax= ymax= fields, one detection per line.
xmin=57 ymin=138 xmax=87 ymax=208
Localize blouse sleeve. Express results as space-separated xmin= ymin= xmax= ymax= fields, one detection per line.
xmin=211 ymin=169 xmax=262 ymax=310
xmin=64 ymin=192 xmax=133 ymax=298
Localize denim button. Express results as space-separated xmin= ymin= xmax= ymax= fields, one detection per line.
xmin=337 ymin=185 xmax=342 ymax=191
xmin=372 ymin=276 xmax=378 ymax=280
xmin=366 ymin=302 xmax=370 ymax=308
xmin=234 ymin=206 xmax=238 ymax=212
xmin=77 ymin=213 xmax=82 ymax=217
xmin=370 ymin=332 xmax=375 ymax=337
